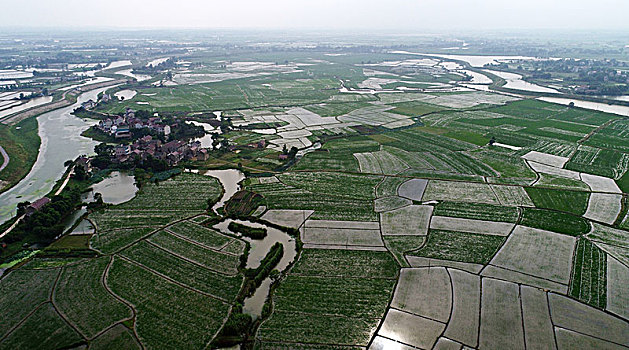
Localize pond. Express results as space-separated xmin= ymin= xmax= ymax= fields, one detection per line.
xmin=89 ymin=171 xmax=138 ymax=205
xmin=114 ymin=89 xmax=137 ymax=101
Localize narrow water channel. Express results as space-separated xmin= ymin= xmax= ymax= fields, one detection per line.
xmin=204 ymin=169 xmax=298 ymax=319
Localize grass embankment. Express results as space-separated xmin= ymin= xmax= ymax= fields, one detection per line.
xmin=0 ymin=117 xmax=40 ymax=193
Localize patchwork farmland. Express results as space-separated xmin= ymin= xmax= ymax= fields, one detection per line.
xmin=1 ymin=47 xmax=629 ymax=350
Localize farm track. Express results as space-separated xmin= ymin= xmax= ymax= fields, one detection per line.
xmin=102 ymin=256 xmax=145 ymax=350
xmin=50 ymin=267 xmax=88 ymax=341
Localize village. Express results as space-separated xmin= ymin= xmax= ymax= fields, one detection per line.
xmin=79 ymin=96 xmax=213 ymax=166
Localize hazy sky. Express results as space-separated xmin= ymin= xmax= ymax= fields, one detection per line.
xmin=3 ymin=0 xmax=629 ymax=31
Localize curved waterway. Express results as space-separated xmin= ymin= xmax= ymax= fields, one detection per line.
xmin=204 ymin=169 xmax=298 ymax=319
xmin=0 ymin=86 xmax=115 ymax=224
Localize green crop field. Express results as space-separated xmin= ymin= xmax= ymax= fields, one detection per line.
xmin=54 ymin=258 xmax=133 ymax=338
xmin=434 ymin=201 xmax=520 ymax=222
xmin=520 ymin=208 xmax=590 ymax=236
xmin=524 ymin=187 xmax=590 ymax=216
xmin=569 ymin=239 xmax=607 ymax=309
xmin=258 ymin=249 xmax=397 ymax=346
xmin=1 ymin=39 xmax=628 ymax=349
xmin=410 ymin=229 xmax=506 ymax=264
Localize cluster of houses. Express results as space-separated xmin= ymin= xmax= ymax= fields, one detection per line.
xmin=83 ymin=106 xmax=174 ymax=139
xmin=113 ymin=135 xmax=210 ymax=166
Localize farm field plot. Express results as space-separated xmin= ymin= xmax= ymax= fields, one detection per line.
xmin=520 ymin=208 xmax=590 ymax=236
xmin=586 ymin=223 xmax=629 ymax=249
xmin=565 ymin=146 xmax=629 ymax=180
xmin=89 ymin=324 xmax=140 ymax=350
xmin=433 ymin=201 xmax=519 ymax=222
xmin=353 ymin=150 xmax=408 ymax=175
xmin=584 ymin=119 xmax=629 ymax=153
xmin=410 ymin=229 xmax=505 ymax=264
xmin=527 ymin=160 xmax=581 ymax=180
xmin=53 ymin=257 xmax=133 ymax=338
xmin=119 ymin=241 xmax=242 ymax=300
xmin=373 ymin=196 xmax=411 ymax=212
xmin=107 ymin=257 xmax=230 ymax=349
xmin=148 ymin=230 xmax=242 ymax=275
xmin=260 ymin=209 xmax=314 ymax=228
xmin=91 ymin=227 xmax=155 ymax=254
xmin=166 ymin=221 xmax=233 ymax=250
xmin=569 ymin=238 xmax=607 ymax=309
xmin=525 ymin=187 xmax=590 ymax=215
xmin=257 ymin=249 xmax=397 ymax=346
xmin=89 ymin=173 xmax=223 ymax=252
xmin=380 ymin=205 xmax=432 ymax=236
xmin=397 ymin=178 xmax=428 ymax=200
xmin=375 ymin=176 xmax=408 ymax=198
xmin=581 ymin=173 xmax=622 ymax=193
xmin=429 ymin=216 xmax=515 ymax=236
xmin=391 ymin=267 xmax=451 ymax=322
xmin=522 ymin=151 xmax=569 ymax=168
xmin=423 ymin=180 xmax=500 ymax=204
xmin=301 ymin=220 xmax=383 ymax=248
xmin=583 ymin=193 xmax=622 ymax=224
xmin=478 ymin=278 xmax=525 ymax=349
xmin=489 ymin=226 xmax=576 ymax=285
xmin=249 ymin=179 xmax=377 ymax=221
xmin=489 ymin=184 xmax=533 ymax=206
xmin=0 ymin=268 xmax=59 ymax=339
xmin=0 ymin=303 xmax=83 ymax=350
xmin=607 ymin=256 xmax=629 ymax=320
xmin=549 ymin=293 xmax=629 ymax=347
xmin=533 ymin=173 xmax=591 ymax=190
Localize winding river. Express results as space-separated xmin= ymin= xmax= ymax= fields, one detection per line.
xmin=0 ymin=86 xmax=114 ymax=224
xmin=204 ymin=169 xmax=298 ymax=319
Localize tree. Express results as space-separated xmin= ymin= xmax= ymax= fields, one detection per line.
xmin=282 ymin=144 xmax=288 ymax=155
xmin=72 ymin=165 xmax=87 ymax=181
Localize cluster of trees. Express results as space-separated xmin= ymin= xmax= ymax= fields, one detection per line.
xmin=228 ymin=221 xmax=267 ymax=239
xmin=281 ymin=145 xmax=299 ymax=159
xmin=9 ymin=187 xmax=82 ymax=244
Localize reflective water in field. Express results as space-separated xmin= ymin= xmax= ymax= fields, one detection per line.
xmin=114 ymin=89 xmax=137 ymax=101
xmin=0 ymin=96 xmax=53 ymax=119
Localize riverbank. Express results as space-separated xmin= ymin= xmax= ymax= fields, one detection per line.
xmin=0 ymin=116 xmax=40 ymax=193
xmin=0 ymin=81 xmax=125 ymax=197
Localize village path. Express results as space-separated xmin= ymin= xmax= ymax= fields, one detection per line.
xmin=0 ymin=145 xmax=8 ymax=173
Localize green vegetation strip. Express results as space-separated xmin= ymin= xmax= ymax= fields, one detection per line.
xmin=569 ymin=239 xmax=607 ymax=309
xmin=228 ymin=222 xmax=267 ymax=239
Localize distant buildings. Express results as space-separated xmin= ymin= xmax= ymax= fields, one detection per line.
xmin=96 ymin=108 xmax=174 ymax=139
xmin=109 ymin=137 xmax=210 ymax=166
